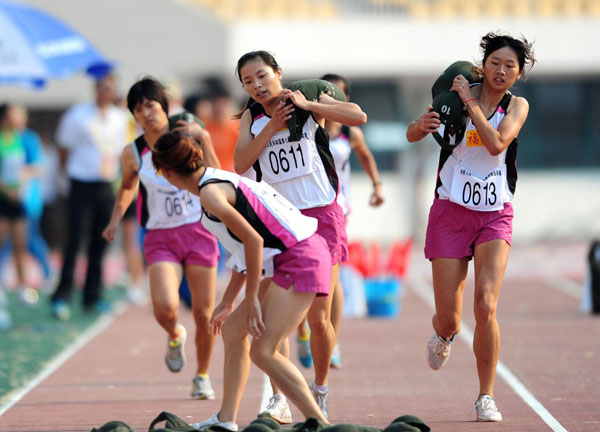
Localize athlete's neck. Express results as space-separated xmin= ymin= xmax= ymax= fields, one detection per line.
xmin=477 ymin=83 xmax=506 ymax=116
xmin=143 ymin=123 xmax=169 ymax=149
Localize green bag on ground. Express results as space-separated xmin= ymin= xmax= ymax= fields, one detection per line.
xmin=148 ymin=411 xmax=201 ymax=432
xmin=90 ymin=420 xmax=135 ymax=432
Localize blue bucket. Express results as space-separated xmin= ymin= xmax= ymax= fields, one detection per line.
xmin=364 ymin=277 xmax=402 ymax=318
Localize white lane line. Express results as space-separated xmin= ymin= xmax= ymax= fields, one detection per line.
xmin=0 ymin=302 xmax=127 ymax=417
xmin=408 ymin=275 xmax=568 ymax=432
xmin=544 ymin=276 xmax=582 ymax=300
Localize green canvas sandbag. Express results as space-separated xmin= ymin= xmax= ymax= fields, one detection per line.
xmin=168 ymin=111 xmax=205 ymax=131
xmin=430 ymin=61 xmax=481 ymax=151
xmin=285 ymin=79 xmax=346 ymax=142
xmin=148 ymin=411 xmax=201 ymax=432
xmin=90 ymin=420 xmax=135 ymax=432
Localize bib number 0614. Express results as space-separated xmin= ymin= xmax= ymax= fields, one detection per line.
xmin=462 ymin=181 xmax=497 ymax=207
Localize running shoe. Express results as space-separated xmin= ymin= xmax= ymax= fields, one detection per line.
xmin=426 ymin=333 xmax=452 ymax=370
xmin=297 ymin=334 xmax=313 ymax=368
xmin=191 ymin=374 xmax=215 ymax=400
xmin=310 ymin=380 xmax=328 ymax=419
xmin=165 ymin=324 xmax=186 ymax=372
xmin=330 ymin=343 xmax=342 ymax=369
xmin=475 ymin=395 xmax=503 ymax=422
xmin=259 ymin=394 xmax=293 ymax=424
xmin=18 ymin=286 xmax=39 ymax=306
xmin=191 ymin=412 xmax=238 ymax=431
xmin=51 ymin=300 xmax=71 ymax=321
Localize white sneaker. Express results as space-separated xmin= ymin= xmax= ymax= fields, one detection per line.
xmin=475 ymin=395 xmax=503 ymax=422
xmin=126 ymin=284 xmax=148 ymax=306
xmin=310 ymin=380 xmax=328 ymax=419
xmin=426 ymin=333 xmax=452 ymax=370
xmin=259 ymin=393 xmax=293 ymax=424
xmin=191 ymin=375 xmax=215 ymax=400
xmin=191 ymin=412 xmax=238 ymax=431
xmin=165 ymin=324 xmax=186 ymax=372
xmin=18 ymin=286 xmax=39 ymax=306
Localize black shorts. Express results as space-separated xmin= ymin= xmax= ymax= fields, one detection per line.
xmin=0 ymin=196 xmax=25 ymax=220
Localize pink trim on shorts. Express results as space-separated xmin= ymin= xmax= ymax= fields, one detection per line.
xmin=424 ymin=198 xmax=513 ymax=260
xmin=300 ymin=201 xmax=348 ymax=265
xmin=143 ymin=221 xmax=219 ymax=266
xmin=272 ymin=234 xmax=331 ymax=296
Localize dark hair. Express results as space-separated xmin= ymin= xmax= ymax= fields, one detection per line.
xmin=183 ymin=92 xmax=209 ymax=114
xmin=152 ymin=130 xmax=204 ymax=176
xmin=321 ymin=74 xmax=350 ymax=97
xmin=233 ymin=51 xmax=281 ymax=119
xmin=480 ymin=32 xmax=536 ymax=77
xmin=127 ymin=77 xmax=169 ymax=115
xmin=235 ymin=50 xmax=280 ymax=83
xmin=0 ymin=103 xmax=9 ymax=123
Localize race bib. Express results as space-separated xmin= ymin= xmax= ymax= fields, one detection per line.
xmin=258 ymin=131 xmax=315 ymax=184
xmin=155 ymin=189 xmax=196 ymax=221
xmin=449 ymin=164 xmax=506 ymax=211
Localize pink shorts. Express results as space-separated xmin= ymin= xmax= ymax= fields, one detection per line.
xmin=272 ymin=233 xmax=331 ymax=296
xmin=425 ymin=198 xmax=513 ymax=260
xmin=143 ymin=221 xmax=219 ymax=267
xmin=300 ymin=201 xmax=348 ymax=265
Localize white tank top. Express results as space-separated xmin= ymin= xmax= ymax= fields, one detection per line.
xmin=248 ymin=103 xmax=338 ymax=210
xmin=133 ymin=136 xmax=202 ymax=229
xmin=436 ymin=92 xmax=516 ymax=211
xmin=198 ymin=167 xmax=318 ymax=275
xmin=329 ymin=125 xmax=352 ymax=215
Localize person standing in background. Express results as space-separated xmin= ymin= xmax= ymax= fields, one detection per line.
xmin=50 ymin=72 xmax=130 ymax=320
xmin=0 ymin=103 xmax=39 ymax=306
xmin=296 ymin=73 xmax=384 ymax=370
xmin=205 ymin=86 xmax=239 ymax=173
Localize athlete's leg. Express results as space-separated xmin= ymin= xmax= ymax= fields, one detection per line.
xmin=330 ymin=276 xmax=344 ymax=336
xmin=472 ymin=239 xmax=510 ymax=398
xmin=217 ymin=303 xmax=251 ymax=423
xmin=306 ymin=263 xmax=338 ymax=386
xmin=148 ymin=261 xmax=183 ymax=338
xmin=431 ymin=257 xmax=469 ymax=339
xmin=122 ymin=218 xmax=145 ymax=287
xmin=250 ymin=282 xmax=328 ymax=423
xmin=10 ymin=218 xmax=28 ymax=287
xmin=185 ymin=264 xmax=217 ymax=375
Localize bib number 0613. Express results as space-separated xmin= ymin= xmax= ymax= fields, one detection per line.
xmin=462 ymin=181 xmax=497 ymax=207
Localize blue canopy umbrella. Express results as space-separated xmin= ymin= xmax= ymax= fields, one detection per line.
xmin=0 ymin=0 xmax=113 ymax=88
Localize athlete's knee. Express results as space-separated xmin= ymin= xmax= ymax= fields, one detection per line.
xmin=153 ymin=302 xmax=177 ymax=323
xmin=474 ymin=297 xmax=497 ymax=324
xmin=307 ymin=316 xmax=332 ymax=337
xmin=433 ymin=313 xmax=461 ymax=338
xmin=191 ymin=306 xmax=211 ymax=330
xmin=249 ymin=340 xmax=274 ymax=369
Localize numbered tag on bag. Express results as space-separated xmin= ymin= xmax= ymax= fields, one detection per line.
xmin=449 ymin=164 xmax=506 ymax=212
xmin=258 ymin=132 xmax=315 ymax=183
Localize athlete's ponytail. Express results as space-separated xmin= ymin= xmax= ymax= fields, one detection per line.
xmin=232 ymin=97 xmax=256 ymax=120
xmin=152 ymin=130 xmax=204 ymax=176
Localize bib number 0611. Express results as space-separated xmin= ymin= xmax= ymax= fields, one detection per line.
xmin=268 ymin=143 xmax=305 ymax=175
